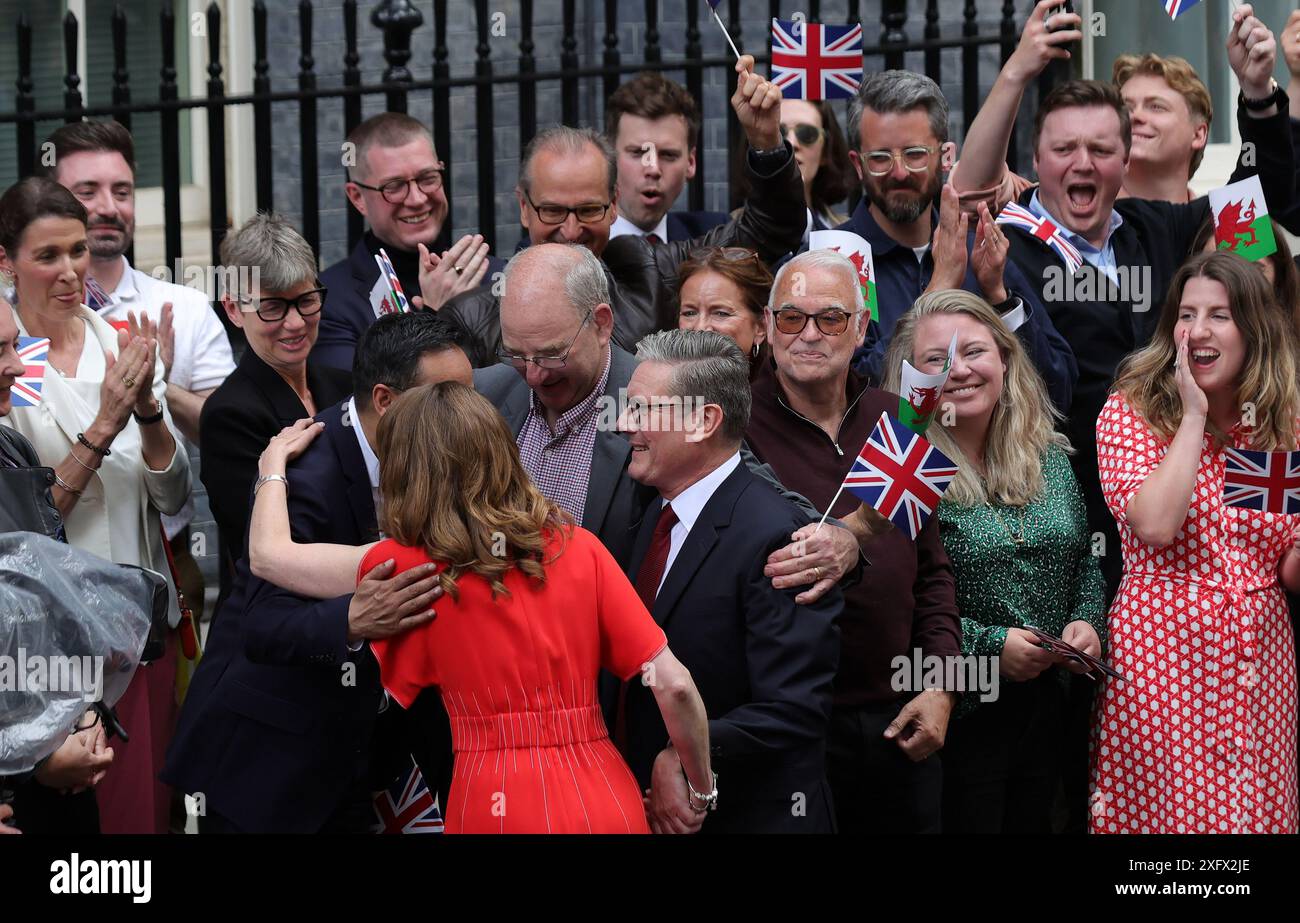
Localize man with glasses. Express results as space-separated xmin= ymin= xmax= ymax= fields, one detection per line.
xmin=744 ymin=249 xmax=962 ymax=834
xmin=837 ymin=70 xmax=1075 ymax=411
xmin=316 ymin=113 xmax=505 ymax=371
xmin=475 ymin=242 xmax=869 ymax=608
xmin=202 ymin=214 xmax=354 ymax=601
xmin=443 ymin=54 xmax=807 ymax=368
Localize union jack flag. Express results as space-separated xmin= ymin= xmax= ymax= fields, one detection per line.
xmin=1222 ymin=447 xmax=1300 ymax=515
xmin=371 ymin=760 xmax=443 ymax=834
xmin=842 ymin=412 xmax=959 ymax=540
xmin=770 ymin=19 xmax=863 ymax=101
xmin=995 ymin=201 xmax=1084 ymax=275
xmin=84 ymin=276 xmax=112 ymax=312
xmin=11 ymin=337 xmax=50 ymax=408
xmin=1164 ymin=0 xmax=1203 ymax=21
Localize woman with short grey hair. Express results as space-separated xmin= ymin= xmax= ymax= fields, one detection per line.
xmin=200 ymin=213 xmax=352 ymax=599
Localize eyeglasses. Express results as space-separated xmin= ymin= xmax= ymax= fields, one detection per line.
xmin=240 ymin=287 xmax=327 ymax=323
xmin=772 ymin=307 xmax=858 ymax=336
xmin=861 ymin=146 xmax=940 ymax=176
xmin=781 ymin=122 xmax=825 ymax=147
xmin=498 ymin=310 xmax=592 ymax=370
xmin=350 ymin=166 xmax=445 ymax=204
xmin=690 ymin=246 xmax=761 ymax=264
xmin=523 ymin=192 xmax=611 ymax=226
xmin=622 ymin=399 xmax=688 ymax=429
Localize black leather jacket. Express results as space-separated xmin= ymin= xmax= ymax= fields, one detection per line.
xmin=441 ymin=142 xmax=807 ymax=367
xmin=0 ymin=425 xmax=63 ymax=540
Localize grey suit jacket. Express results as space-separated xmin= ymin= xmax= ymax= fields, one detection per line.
xmin=474 ymin=344 xmax=818 ymax=568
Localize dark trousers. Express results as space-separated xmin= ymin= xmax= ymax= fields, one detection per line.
xmin=826 ymin=702 xmax=943 ymax=834
xmin=940 ymin=672 xmax=1066 ymax=834
xmin=199 ymin=784 xmax=375 ymax=834
xmin=3 ymin=782 xmax=99 ymax=834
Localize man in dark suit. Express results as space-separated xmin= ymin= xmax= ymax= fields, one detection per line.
xmin=616 ymin=329 xmax=841 ymax=834
xmin=473 ymin=242 xmax=866 ymax=589
xmin=315 ymin=113 xmax=505 ymax=372
xmin=606 ymin=71 xmax=729 ymax=245
xmin=443 ymin=54 xmax=806 ymax=368
xmin=162 ymin=312 xmax=472 ymax=833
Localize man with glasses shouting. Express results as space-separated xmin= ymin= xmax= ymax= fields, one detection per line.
xmin=837 ymin=71 xmax=1075 ymax=411
xmin=443 ymin=54 xmax=807 ymax=369
xmin=316 ymin=113 xmax=505 ymax=372
xmin=202 ymin=215 xmax=354 ymax=601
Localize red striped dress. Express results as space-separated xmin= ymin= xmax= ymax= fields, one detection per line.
xmin=366 ymin=526 xmax=666 ymax=834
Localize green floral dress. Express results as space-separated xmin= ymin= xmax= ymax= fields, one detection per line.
xmin=937 ymin=445 xmax=1107 ymax=715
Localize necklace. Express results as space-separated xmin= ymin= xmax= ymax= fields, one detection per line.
xmin=989 ymin=502 xmax=1027 ymax=546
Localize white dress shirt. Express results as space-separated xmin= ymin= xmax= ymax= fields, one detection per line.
xmin=656 ymin=451 xmax=742 ymax=595
xmin=609 ymin=213 xmax=669 ymax=243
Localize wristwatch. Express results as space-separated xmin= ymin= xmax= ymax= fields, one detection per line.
xmin=1241 ymin=78 xmax=1282 ymax=112
xmin=684 ymin=768 xmax=719 ymax=813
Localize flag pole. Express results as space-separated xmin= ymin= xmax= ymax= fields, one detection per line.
xmin=811 ymin=483 xmax=848 ymax=536
xmin=711 ymin=8 xmax=742 ymax=60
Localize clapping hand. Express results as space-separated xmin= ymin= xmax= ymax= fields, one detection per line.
xmin=970 ymin=200 xmax=1009 ymax=305
xmin=926 ymin=183 xmax=969 ymax=293
xmin=412 ymin=235 xmax=491 ymax=312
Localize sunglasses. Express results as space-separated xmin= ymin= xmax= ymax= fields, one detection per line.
xmin=772 ymin=307 xmax=858 ymax=336
xmin=781 ymin=122 xmax=825 ymax=147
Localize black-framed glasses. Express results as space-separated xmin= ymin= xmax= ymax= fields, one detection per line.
xmin=498 ymin=310 xmax=593 ymax=370
xmin=772 ymin=307 xmax=858 ymax=336
xmin=240 ymin=287 xmax=327 ymax=323
xmin=862 ymin=146 xmax=940 ymax=176
xmin=781 ymin=122 xmax=824 ymax=147
xmin=523 ymin=192 xmax=611 ymax=226
xmin=350 ymin=166 xmax=445 ymax=204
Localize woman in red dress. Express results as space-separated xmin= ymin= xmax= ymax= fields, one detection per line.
xmin=1094 ymin=252 xmax=1299 ymax=833
xmin=249 ymin=382 xmax=713 ymax=834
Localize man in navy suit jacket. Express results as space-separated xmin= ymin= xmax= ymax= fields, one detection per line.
xmin=316 ymin=113 xmax=505 ymax=372
xmin=613 ymin=330 xmax=841 ymax=834
xmin=162 ymin=313 xmax=472 ymax=832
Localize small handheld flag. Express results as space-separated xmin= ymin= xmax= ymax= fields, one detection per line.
xmin=1209 ymin=175 xmax=1276 ymax=263
xmin=369 ymin=248 xmax=410 ymax=319
xmin=838 ymin=412 xmax=959 ymax=540
xmin=371 ymin=759 xmax=443 ymax=834
xmin=808 ymin=229 xmax=878 ymax=323
xmin=771 ymin=19 xmax=864 ymax=100
xmin=995 ymin=202 xmax=1083 ymax=275
xmin=704 ymin=1 xmax=742 ymax=61
xmin=12 ymin=337 xmax=50 ymax=408
xmin=1222 ymin=447 xmax=1300 ymax=515
xmin=897 ymin=331 xmax=957 ymax=435
xmin=84 ymin=276 xmax=111 ymax=313
xmin=1163 ymin=0 xmax=1205 ymax=20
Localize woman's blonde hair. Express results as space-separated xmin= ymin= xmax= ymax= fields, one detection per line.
xmin=1113 ymin=251 xmax=1300 ymax=450
xmin=883 ymin=289 xmax=1070 ymax=507
xmin=376 ymin=382 xmax=571 ymax=600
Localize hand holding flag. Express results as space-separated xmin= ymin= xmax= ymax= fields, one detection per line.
xmin=369 ymin=247 xmax=410 ymax=319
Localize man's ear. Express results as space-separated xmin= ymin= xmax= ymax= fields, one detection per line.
xmin=592 ymin=302 xmax=615 ymax=344
xmin=344 ymin=182 xmax=368 ymax=218
xmin=848 ymin=149 xmax=864 ymax=183
xmin=683 ymin=402 xmax=724 ymax=444
xmin=372 ymin=383 xmax=396 ymax=415
xmin=685 ymin=146 xmax=698 ymax=182
xmin=220 ymin=294 xmax=244 ymax=329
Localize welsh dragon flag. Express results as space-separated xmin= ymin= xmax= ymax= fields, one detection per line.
xmin=808 ymin=229 xmax=878 ymax=323
xmin=1209 ymin=175 xmax=1276 ymax=263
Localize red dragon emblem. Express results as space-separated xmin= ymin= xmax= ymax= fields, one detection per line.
xmin=1216 ymin=198 xmax=1258 ymax=252
xmin=907 ymin=384 xmax=943 ymax=419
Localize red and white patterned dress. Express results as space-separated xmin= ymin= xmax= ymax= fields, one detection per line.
xmin=1092 ymin=392 xmax=1298 ymax=833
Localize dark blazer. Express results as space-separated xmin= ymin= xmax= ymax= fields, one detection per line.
xmin=665 ymin=209 xmax=730 ymax=242
xmin=316 ymin=234 xmax=506 ymax=372
xmin=617 ymin=463 xmax=841 ymax=834
xmin=164 ymin=401 xmax=450 ymax=832
xmin=444 ymin=144 xmax=807 ymax=368
xmin=473 ymin=344 xmax=821 ymax=569
xmin=199 ymin=348 xmax=352 ymax=601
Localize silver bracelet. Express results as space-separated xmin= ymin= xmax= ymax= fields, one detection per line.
xmin=254 ymin=473 xmax=288 ymax=495
xmin=67 ymin=448 xmax=99 ymax=474
xmin=53 ymin=472 xmax=82 ymax=495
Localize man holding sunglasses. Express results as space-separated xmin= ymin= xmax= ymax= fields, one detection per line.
xmin=838 ymin=71 xmax=1075 ymax=413
xmin=443 ymin=53 xmax=807 ymax=369
xmin=744 ymin=249 xmax=963 ymax=835
xmin=203 ymin=214 xmax=354 ymax=601
xmin=316 ymin=113 xmax=504 ymax=372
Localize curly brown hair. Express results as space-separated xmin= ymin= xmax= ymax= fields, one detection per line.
xmin=376 ymin=382 xmax=572 ymax=600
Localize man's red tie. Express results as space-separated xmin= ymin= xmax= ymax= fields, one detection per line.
xmin=645 ymin=232 xmax=663 ymax=246
xmin=616 ymin=502 xmax=677 ymax=755
xmin=634 ymin=502 xmax=678 ymax=610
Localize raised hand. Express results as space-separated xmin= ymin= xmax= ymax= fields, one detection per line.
xmin=98 ymin=335 xmax=155 ymax=432
xmin=926 ymin=183 xmax=969 ymax=293
xmin=1173 ymin=330 xmax=1209 ymax=421
xmin=970 ymin=200 xmax=1009 ymax=305
xmin=1004 ymin=0 xmax=1084 ymax=85
xmin=1228 ymin=4 xmax=1277 ymax=102
xmin=413 ymin=234 xmax=491 ymax=312
xmin=731 ymin=54 xmax=783 ymax=151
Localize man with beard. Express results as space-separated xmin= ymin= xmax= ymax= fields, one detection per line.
xmin=836 ymin=71 xmax=1076 ymax=410
xmin=43 ymin=120 xmax=235 ymax=444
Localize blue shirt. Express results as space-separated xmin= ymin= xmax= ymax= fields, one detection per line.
xmin=1027 ymin=190 xmax=1125 ymax=285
